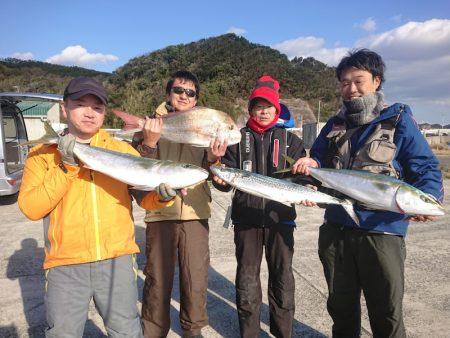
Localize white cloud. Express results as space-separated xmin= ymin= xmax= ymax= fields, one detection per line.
xmin=356 ymin=19 xmax=450 ymax=61
xmin=272 ymin=36 xmax=348 ymax=66
xmin=11 ymin=52 xmax=33 ymax=60
xmin=355 ymin=17 xmax=377 ymax=32
xmin=272 ymin=18 xmax=450 ymax=123
xmin=355 ymin=19 xmax=450 ymax=122
xmin=226 ymin=26 xmax=247 ymax=36
xmin=45 ymin=45 xmax=118 ymax=68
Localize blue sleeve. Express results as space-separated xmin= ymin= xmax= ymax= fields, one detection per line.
xmin=309 ymin=119 xmax=335 ymax=167
xmin=395 ymin=113 xmax=444 ymax=203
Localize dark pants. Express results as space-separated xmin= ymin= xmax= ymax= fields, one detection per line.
xmin=318 ymin=222 xmax=407 ymax=338
xmin=234 ymin=224 xmax=295 ymax=338
xmin=142 ymin=220 xmax=209 ymax=338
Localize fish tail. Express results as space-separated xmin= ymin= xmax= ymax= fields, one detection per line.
xmin=112 ymin=109 xmax=143 ymax=130
xmin=341 ymin=199 xmax=360 ymax=226
xmin=18 ymin=121 xmax=60 ymax=146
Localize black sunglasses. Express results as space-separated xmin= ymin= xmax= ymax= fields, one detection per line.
xmin=171 ymin=86 xmax=196 ymax=98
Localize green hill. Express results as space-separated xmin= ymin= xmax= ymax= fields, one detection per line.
xmin=0 ymin=58 xmax=109 ymax=95
xmin=0 ymin=34 xmax=340 ymax=127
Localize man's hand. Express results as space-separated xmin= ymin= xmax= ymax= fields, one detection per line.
xmin=155 ymin=183 xmax=187 ymax=201
xmin=207 ymin=137 xmax=228 ymax=163
xmin=299 ymin=184 xmax=318 ymax=206
xmin=292 ymin=157 xmax=319 ymax=176
xmin=212 ymin=175 xmax=228 ymax=187
xmin=143 ymin=116 xmax=163 ymax=148
xmin=57 ymin=133 xmax=78 ymax=167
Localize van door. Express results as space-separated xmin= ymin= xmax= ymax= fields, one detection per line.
xmin=2 ymin=105 xmax=28 ymax=173
xmin=0 ymin=92 xmax=62 ymax=196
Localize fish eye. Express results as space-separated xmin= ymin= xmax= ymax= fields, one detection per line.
xmin=420 ymin=194 xmax=436 ymax=204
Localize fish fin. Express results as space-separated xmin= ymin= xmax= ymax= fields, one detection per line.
xmin=273 ymin=154 xmax=296 ymax=174
xmin=112 ymin=109 xmax=144 ymax=130
xmin=18 ymin=120 xmax=60 ymax=146
xmin=341 ymin=200 xmax=360 ymax=226
xmin=283 ymin=154 xmax=296 ymax=165
xmin=319 ymin=181 xmax=334 ymax=189
xmin=130 ymin=185 xmax=154 ymax=191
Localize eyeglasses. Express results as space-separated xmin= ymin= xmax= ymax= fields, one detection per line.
xmin=171 ymin=86 xmax=196 ymax=98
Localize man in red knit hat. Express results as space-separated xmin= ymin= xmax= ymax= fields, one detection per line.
xmin=213 ymin=75 xmax=310 ymax=338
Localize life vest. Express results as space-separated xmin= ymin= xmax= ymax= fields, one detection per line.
xmin=238 ymin=127 xmax=288 ymax=176
xmin=325 ymin=104 xmax=410 ymax=178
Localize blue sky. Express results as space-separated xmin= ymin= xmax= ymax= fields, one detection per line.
xmin=3 ymin=0 xmax=450 ymax=123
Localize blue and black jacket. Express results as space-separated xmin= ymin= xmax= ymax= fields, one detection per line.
xmin=310 ymin=103 xmax=444 ymax=237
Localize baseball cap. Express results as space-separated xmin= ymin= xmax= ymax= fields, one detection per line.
xmin=63 ymin=77 xmax=108 ymax=105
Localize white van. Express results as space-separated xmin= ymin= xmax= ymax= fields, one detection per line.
xmin=0 ymin=93 xmax=62 ymax=196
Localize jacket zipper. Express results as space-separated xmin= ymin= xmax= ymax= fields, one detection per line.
xmin=90 ymin=134 xmax=102 ymax=261
xmin=261 ymin=133 xmax=266 ymax=227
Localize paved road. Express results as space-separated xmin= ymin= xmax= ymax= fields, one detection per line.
xmin=1 ymin=181 xmax=449 ymax=337
xmin=437 ymin=155 xmax=450 ymax=169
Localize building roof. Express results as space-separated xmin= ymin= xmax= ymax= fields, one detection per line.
xmin=16 ymin=101 xmax=56 ymax=117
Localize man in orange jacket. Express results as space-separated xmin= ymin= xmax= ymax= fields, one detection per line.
xmin=18 ymin=77 xmax=179 ymax=338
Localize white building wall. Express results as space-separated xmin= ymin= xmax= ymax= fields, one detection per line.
xmin=24 ymin=103 xmax=63 ymax=139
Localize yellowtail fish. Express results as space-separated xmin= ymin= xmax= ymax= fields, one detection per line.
xmin=21 ymin=122 xmax=209 ymax=190
xmin=308 ymin=167 xmax=444 ymax=216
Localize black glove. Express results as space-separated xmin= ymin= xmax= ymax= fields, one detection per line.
xmin=57 ymin=133 xmax=78 ymax=167
xmin=156 ymin=183 xmax=177 ymax=201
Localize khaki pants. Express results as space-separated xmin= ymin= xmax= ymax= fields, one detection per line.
xmin=142 ymin=220 xmax=209 ymax=338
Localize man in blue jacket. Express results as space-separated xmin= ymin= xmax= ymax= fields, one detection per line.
xmin=292 ymin=48 xmax=444 ymax=338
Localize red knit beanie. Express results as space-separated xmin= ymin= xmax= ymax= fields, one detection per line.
xmin=248 ymin=75 xmax=281 ymax=114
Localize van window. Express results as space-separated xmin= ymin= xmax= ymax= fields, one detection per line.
xmin=4 ymin=116 xmax=18 ymax=140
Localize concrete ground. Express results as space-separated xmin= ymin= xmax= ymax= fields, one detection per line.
xmin=0 ymin=180 xmax=449 ymax=337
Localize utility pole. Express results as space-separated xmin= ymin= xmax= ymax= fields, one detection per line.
xmin=317 ymin=100 xmax=321 ymax=124
xmin=317 ymin=100 xmax=321 ymax=136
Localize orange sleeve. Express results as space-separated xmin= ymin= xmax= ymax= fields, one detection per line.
xmin=138 ymin=191 xmax=175 ymax=210
xmin=18 ymin=146 xmax=80 ymax=220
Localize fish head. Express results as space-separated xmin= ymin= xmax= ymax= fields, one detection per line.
xmin=209 ymin=165 xmax=237 ymax=184
xmin=175 ymin=163 xmax=209 ymax=188
xmin=203 ymin=107 xmax=241 ymax=145
xmin=395 ymin=185 xmax=445 ymax=216
xmin=216 ymin=122 xmax=241 ymax=145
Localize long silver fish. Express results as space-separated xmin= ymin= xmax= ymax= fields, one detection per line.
xmin=210 ymin=165 xmax=359 ymax=225
xmin=308 ymin=168 xmax=444 ymax=216
xmin=22 ymin=122 xmax=209 ymax=190
xmin=74 ymin=144 xmax=208 ymax=190
xmin=112 ymin=107 xmax=242 ymax=147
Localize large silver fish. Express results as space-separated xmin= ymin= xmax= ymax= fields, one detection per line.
xmin=210 ymin=165 xmax=359 ymax=225
xmin=22 ymin=122 xmax=209 ymax=190
xmin=74 ymin=144 xmax=208 ymax=190
xmin=308 ymin=168 xmax=444 ymax=216
xmin=112 ymin=107 xmax=242 ymax=147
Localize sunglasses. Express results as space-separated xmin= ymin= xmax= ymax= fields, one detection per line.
xmin=171 ymin=86 xmax=196 ymax=98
